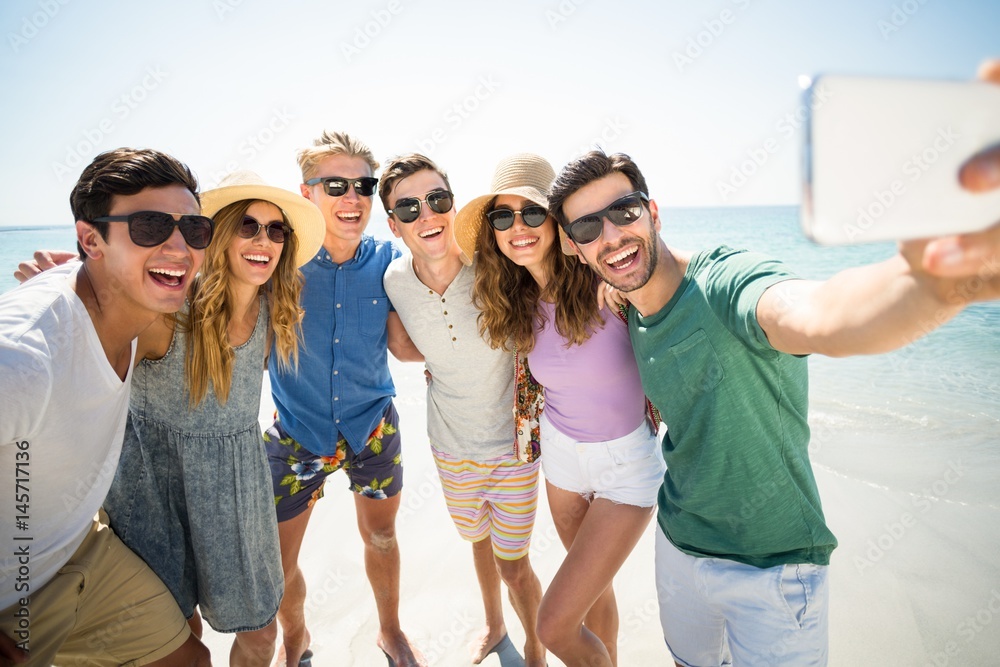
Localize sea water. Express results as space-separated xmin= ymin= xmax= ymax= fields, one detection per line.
xmin=1 ymin=209 xmax=997 ymax=505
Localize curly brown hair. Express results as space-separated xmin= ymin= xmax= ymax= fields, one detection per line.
xmin=471 ymin=202 xmax=601 ymax=354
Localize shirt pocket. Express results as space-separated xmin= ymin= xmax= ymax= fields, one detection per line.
xmin=668 ymin=329 xmax=725 ymax=396
xmin=357 ymin=296 xmax=389 ymax=338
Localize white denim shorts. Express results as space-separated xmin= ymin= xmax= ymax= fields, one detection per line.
xmin=539 ymin=412 xmax=665 ymax=507
xmin=655 ymin=527 xmax=830 ymax=667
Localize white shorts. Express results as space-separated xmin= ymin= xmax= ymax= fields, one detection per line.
xmin=539 ymin=412 xmax=665 ymax=507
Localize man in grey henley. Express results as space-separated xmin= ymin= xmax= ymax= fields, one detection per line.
xmin=381 ymin=154 xmax=545 ymax=667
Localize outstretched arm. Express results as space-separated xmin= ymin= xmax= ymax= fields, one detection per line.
xmin=756 ymin=250 xmax=973 ymax=357
xmin=759 ymin=58 xmax=1000 ymax=357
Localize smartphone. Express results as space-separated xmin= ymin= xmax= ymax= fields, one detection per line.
xmin=802 ymin=74 xmax=1000 ymax=245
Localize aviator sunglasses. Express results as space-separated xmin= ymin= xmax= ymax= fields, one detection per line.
xmin=388 ymin=190 xmax=454 ymax=224
xmin=92 ymin=211 xmax=215 ymax=250
xmin=304 ymin=176 xmax=379 ymax=198
xmin=239 ymin=216 xmax=292 ymax=244
xmin=486 ymin=204 xmax=548 ymax=231
xmin=563 ymin=191 xmax=649 ymax=245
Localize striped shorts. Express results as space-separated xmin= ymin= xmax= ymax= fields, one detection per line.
xmin=431 ymin=445 xmax=541 ymax=561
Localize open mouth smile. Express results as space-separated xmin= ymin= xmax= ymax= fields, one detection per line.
xmin=604 ymin=246 xmax=638 ymax=270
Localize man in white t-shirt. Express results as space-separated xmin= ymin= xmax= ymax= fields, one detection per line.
xmin=0 ymin=148 xmax=212 ymax=666
xmin=380 ymin=154 xmax=546 ymax=667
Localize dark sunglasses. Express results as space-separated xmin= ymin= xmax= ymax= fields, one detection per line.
xmin=92 ymin=211 xmax=215 ymax=250
xmin=563 ymin=191 xmax=649 ymax=245
xmin=239 ymin=216 xmax=292 ymax=244
xmin=388 ymin=190 xmax=454 ymax=224
xmin=304 ymin=175 xmax=378 ymax=197
xmin=486 ymin=204 xmax=548 ymax=231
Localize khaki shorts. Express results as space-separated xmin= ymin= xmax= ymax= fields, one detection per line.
xmin=0 ymin=511 xmax=190 ymax=667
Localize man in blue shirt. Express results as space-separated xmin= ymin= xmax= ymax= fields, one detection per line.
xmin=265 ymin=131 xmax=424 ymax=667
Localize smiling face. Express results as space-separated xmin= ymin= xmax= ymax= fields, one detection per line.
xmin=301 ymin=153 xmax=374 ymax=251
xmin=81 ymin=183 xmax=204 ymax=317
xmin=386 ymin=168 xmax=457 ymax=264
xmin=225 ymin=201 xmax=286 ymax=290
xmin=561 ymin=173 xmax=661 ymax=292
xmin=491 ymin=194 xmax=556 ymax=285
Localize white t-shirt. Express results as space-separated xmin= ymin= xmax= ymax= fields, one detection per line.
xmin=0 ymin=263 xmax=135 ymax=610
xmin=383 ymin=256 xmax=514 ymax=460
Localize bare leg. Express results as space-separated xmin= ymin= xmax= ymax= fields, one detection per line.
xmin=470 ymin=537 xmax=507 ymax=664
xmin=536 ymin=492 xmax=654 ymax=667
xmin=188 ymin=609 xmax=204 ymax=639
xmin=231 ymin=621 xmax=278 ymax=667
xmin=495 ymin=553 xmax=546 ymax=667
xmin=544 ymin=482 xmax=616 ymax=648
xmin=355 ymin=493 xmax=426 ymax=667
xmin=273 ymin=506 xmax=314 ymax=667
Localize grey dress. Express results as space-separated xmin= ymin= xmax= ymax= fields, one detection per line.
xmin=104 ymin=296 xmax=283 ymax=633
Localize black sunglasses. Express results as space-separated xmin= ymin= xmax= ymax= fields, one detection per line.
xmin=388 ymin=190 xmax=454 ymax=224
xmin=563 ymin=192 xmax=649 ymax=245
xmin=239 ymin=216 xmax=293 ymax=244
xmin=92 ymin=211 xmax=215 ymax=250
xmin=304 ymin=175 xmax=378 ymax=198
xmin=486 ymin=204 xmax=548 ymax=231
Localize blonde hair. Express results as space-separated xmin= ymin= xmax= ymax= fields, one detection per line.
xmin=471 ymin=207 xmax=601 ymax=354
xmin=183 ymin=199 xmax=304 ymax=406
xmin=296 ymin=130 xmax=379 ymax=181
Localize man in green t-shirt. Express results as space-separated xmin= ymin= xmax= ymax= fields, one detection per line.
xmin=545 ymin=148 xmax=999 ymax=666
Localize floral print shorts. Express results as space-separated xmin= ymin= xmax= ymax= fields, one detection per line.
xmin=266 ymin=402 xmax=403 ymax=522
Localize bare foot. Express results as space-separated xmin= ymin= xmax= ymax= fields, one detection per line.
xmin=273 ymin=627 xmax=311 ymax=667
xmin=377 ymin=630 xmax=427 ymax=667
xmin=471 ymin=624 xmax=508 ymax=664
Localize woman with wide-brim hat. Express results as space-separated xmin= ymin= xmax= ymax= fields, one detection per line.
xmin=455 ymin=154 xmax=665 ymax=667
xmin=103 ymin=171 xmax=323 ymax=666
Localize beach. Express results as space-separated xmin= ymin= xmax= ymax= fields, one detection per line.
xmin=2 ymin=209 xmax=998 ymax=665
xmin=193 ymin=357 xmax=1000 ymax=666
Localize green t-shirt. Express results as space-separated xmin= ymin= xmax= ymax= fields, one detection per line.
xmin=630 ymin=246 xmax=838 ymax=568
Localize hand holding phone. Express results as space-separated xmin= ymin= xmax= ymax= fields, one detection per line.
xmin=802 ymin=73 xmax=1000 ymax=245
xmin=921 ymin=60 xmax=1000 ymax=287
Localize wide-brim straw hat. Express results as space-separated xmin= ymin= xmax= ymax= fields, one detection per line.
xmin=200 ymin=170 xmax=324 ymax=268
xmin=453 ymin=153 xmax=573 ymax=265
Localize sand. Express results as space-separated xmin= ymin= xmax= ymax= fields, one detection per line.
xmin=197 ymin=358 xmax=1000 ymax=666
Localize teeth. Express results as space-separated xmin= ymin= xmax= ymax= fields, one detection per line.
xmin=243 ymin=254 xmax=270 ymax=263
xmin=418 ymin=227 xmax=443 ymax=238
xmin=511 ymin=238 xmax=537 ymax=248
xmin=149 ymin=268 xmax=185 ymax=277
xmin=606 ymin=247 xmax=637 ymax=265
xmin=338 ymin=212 xmax=361 ymax=221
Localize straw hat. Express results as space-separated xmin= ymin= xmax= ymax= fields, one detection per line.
xmin=200 ymin=170 xmax=324 ymax=267
xmin=453 ymin=153 xmax=573 ymax=265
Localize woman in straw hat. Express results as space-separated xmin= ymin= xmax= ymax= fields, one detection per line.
xmin=454 ymin=154 xmax=665 ymax=667
xmin=102 ymin=171 xmax=324 ymax=666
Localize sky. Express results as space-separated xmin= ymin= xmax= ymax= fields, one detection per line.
xmin=0 ymin=0 xmax=997 ymax=234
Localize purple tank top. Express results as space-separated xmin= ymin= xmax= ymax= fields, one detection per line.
xmin=528 ymin=301 xmax=646 ymax=441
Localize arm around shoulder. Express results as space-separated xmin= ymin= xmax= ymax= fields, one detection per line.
xmin=387 ymin=311 xmax=424 ymax=363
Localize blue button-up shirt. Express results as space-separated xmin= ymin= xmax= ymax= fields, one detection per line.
xmin=270 ymin=236 xmax=401 ymax=456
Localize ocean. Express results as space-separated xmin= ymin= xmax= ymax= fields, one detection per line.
xmin=1 ymin=211 xmax=998 ymax=500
